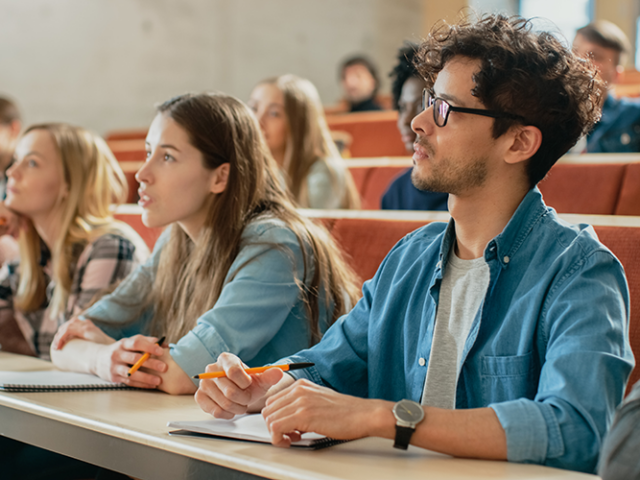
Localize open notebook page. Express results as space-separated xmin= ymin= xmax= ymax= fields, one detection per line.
xmin=168 ymin=413 xmax=341 ymax=448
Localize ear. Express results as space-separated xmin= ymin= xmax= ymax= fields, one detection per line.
xmin=9 ymin=120 xmax=21 ymax=139
xmin=210 ymin=163 xmax=229 ymax=194
xmin=503 ymin=125 xmax=542 ymax=166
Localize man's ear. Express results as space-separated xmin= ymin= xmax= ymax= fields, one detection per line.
xmin=210 ymin=163 xmax=230 ymax=194
xmin=504 ymin=125 xmax=542 ymax=165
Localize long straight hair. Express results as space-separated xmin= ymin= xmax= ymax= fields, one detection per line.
xmin=15 ymin=124 xmax=146 ymax=318
xmin=260 ymin=75 xmax=360 ymax=209
xmin=147 ymin=93 xmax=360 ymax=344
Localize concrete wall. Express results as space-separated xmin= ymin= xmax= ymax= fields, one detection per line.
xmin=471 ymin=0 xmax=639 ymax=66
xmin=594 ymin=0 xmax=640 ymax=68
xmin=0 ymin=0 xmax=423 ymax=134
xmin=468 ymin=0 xmax=517 ymax=15
xmin=422 ymin=0 xmax=469 ymax=35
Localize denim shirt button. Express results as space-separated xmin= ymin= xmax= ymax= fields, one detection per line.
xmin=418 ymin=357 xmax=426 ymax=366
xmin=503 ymin=256 xmax=510 ymax=264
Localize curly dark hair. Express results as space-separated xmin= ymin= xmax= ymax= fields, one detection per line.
xmin=389 ymin=43 xmax=420 ymax=110
xmin=416 ymin=14 xmax=605 ymax=187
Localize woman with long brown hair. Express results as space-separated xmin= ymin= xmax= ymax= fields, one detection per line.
xmin=248 ymin=74 xmax=360 ymax=209
xmin=51 ymin=92 xmax=360 ymax=395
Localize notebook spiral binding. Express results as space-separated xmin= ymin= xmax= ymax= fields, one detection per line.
xmin=0 ymin=383 xmax=130 ymax=392
xmin=310 ymin=437 xmax=350 ymax=450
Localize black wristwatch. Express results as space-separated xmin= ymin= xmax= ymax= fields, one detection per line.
xmin=392 ymin=399 xmax=425 ymax=450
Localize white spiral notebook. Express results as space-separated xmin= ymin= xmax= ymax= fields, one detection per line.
xmin=168 ymin=414 xmax=346 ymax=450
xmin=0 ymin=370 xmax=129 ymax=392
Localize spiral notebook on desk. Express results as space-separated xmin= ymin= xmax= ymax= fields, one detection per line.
xmin=168 ymin=414 xmax=346 ymax=450
xmin=0 ymin=370 xmax=129 ymax=392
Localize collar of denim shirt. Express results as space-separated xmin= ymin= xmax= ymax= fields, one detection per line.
xmin=436 ymin=187 xmax=549 ymax=272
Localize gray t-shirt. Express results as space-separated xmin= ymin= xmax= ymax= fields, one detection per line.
xmin=421 ymin=249 xmax=490 ymax=409
xmin=599 ymin=380 xmax=640 ymax=480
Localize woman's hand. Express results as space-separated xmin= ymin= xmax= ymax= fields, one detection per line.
xmin=52 ymin=317 xmax=114 ymax=350
xmin=91 ymin=334 xmax=167 ymax=388
xmin=154 ymin=348 xmax=198 ymax=395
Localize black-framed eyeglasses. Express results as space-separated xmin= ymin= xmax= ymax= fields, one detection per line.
xmin=422 ymin=89 xmax=524 ymax=127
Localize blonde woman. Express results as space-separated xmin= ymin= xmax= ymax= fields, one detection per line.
xmin=51 ymin=93 xmax=360 ymax=395
xmin=248 ymin=74 xmax=360 ymax=209
xmin=0 ymin=124 xmax=149 ymax=359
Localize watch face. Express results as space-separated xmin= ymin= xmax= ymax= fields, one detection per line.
xmin=393 ymin=400 xmax=424 ymax=423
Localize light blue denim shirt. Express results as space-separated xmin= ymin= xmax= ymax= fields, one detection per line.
xmin=83 ymin=217 xmax=328 ymax=381
xmin=284 ymin=188 xmax=634 ymax=473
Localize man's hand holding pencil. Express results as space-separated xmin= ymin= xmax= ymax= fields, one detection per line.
xmin=195 ymin=352 xmax=296 ymax=419
xmin=194 ymin=353 xmax=384 ymax=448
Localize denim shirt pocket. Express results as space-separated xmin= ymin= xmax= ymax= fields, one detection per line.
xmin=481 ymin=351 xmax=537 ymax=405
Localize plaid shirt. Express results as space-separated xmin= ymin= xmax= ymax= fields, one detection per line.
xmin=0 ymin=233 xmax=146 ymax=359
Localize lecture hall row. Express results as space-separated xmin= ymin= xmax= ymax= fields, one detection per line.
xmin=2 ymin=16 xmax=640 ymax=480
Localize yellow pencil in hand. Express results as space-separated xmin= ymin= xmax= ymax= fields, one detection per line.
xmin=127 ymin=336 xmax=165 ymax=377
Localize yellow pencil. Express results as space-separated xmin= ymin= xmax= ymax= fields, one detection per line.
xmin=192 ymin=362 xmax=314 ymax=379
xmin=127 ymin=336 xmax=165 ymax=377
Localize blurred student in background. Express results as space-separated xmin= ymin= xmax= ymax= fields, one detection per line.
xmin=0 ymin=96 xmax=23 ymax=264
xmin=0 ymin=97 xmax=21 ymax=199
xmin=381 ymin=43 xmax=448 ymax=211
xmin=249 ymin=75 xmax=360 ymax=209
xmin=573 ymin=20 xmax=640 ymax=152
xmin=340 ymin=55 xmax=383 ymax=112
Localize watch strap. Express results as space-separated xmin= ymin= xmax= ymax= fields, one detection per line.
xmin=393 ymin=425 xmax=415 ymax=450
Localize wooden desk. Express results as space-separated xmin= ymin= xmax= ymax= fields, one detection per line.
xmin=0 ymin=353 xmax=597 ymax=480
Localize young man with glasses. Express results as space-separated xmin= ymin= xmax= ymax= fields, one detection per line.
xmin=195 ymin=15 xmax=634 ymax=474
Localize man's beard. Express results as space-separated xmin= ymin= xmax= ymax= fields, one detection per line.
xmin=411 ymin=138 xmax=488 ymax=195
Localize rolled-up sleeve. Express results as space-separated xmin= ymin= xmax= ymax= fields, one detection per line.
xmin=490 ymin=250 xmax=634 ymax=472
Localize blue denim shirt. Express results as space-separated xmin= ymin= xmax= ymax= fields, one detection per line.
xmin=82 ymin=218 xmax=327 ymax=382
xmin=587 ymin=95 xmax=640 ymax=153
xmin=285 ymin=188 xmax=634 ymax=473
